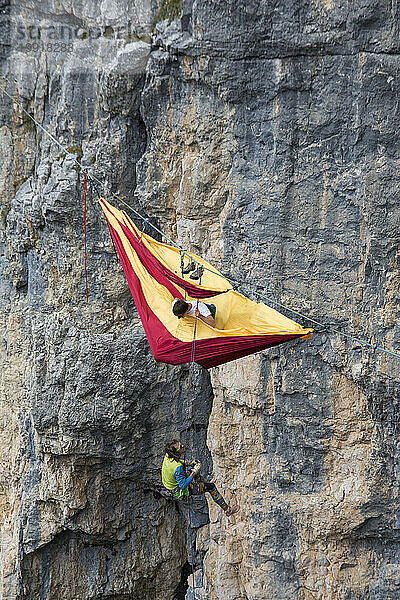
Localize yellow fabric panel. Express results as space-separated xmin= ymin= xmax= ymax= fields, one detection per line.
xmin=100 ymin=199 xmax=313 ymax=342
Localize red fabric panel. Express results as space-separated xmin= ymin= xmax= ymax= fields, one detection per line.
xmin=101 ymin=199 xmax=227 ymax=299
xmin=193 ymin=334 xmax=301 ymax=368
xmin=107 ymin=219 xmax=181 ymax=356
xmin=120 ymin=221 xmax=227 ymax=299
xmin=106 ymin=216 xmax=303 ymax=368
xmin=155 ymin=333 xmax=302 ymax=368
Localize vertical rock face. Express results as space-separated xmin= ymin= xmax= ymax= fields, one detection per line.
xmin=1 ymin=1 xmax=400 ymax=600
xmin=143 ymin=3 xmax=400 ymax=597
xmin=0 ymin=2 xmax=212 ymax=599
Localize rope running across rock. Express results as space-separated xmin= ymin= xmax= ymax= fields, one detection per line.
xmin=1 ymin=82 xmax=399 ymax=361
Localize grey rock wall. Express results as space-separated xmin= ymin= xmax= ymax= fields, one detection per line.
xmin=151 ymin=2 xmax=400 ymax=599
xmin=1 ymin=0 xmax=400 ymax=599
xmin=0 ymin=2 xmax=211 ymax=599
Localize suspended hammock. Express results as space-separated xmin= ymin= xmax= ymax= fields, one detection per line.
xmin=100 ymin=199 xmax=313 ymax=368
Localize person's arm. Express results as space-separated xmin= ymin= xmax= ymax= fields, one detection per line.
xmin=174 ymin=464 xmax=193 ymax=490
xmin=194 ymin=308 xmax=216 ymax=328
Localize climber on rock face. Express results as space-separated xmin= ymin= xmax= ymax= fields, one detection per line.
xmin=161 ymin=440 xmax=239 ymax=516
xmin=172 ymin=298 xmax=216 ymax=328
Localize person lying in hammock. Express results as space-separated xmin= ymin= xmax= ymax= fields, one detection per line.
xmin=161 ymin=440 xmax=239 ymax=516
xmin=172 ymin=298 xmax=216 ymax=328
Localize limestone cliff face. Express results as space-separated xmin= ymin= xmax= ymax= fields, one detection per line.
xmin=1 ymin=1 xmax=400 ymax=599
xmin=0 ymin=3 xmax=211 ymax=600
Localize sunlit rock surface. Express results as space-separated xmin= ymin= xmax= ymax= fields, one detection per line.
xmin=1 ymin=0 xmax=400 ymax=599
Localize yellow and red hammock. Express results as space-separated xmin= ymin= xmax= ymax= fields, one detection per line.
xmin=100 ymin=199 xmax=313 ymax=368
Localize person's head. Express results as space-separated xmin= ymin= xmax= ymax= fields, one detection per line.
xmin=165 ymin=439 xmax=185 ymax=460
xmin=172 ymin=298 xmax=189 ymax=319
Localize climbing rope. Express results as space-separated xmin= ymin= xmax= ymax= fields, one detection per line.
xmin=83 ymin=170 xmax=89 ymax=302
xmin=138 ymin=218 xmax=149 ymax=242
xmin=1 ymin=81 xmax=399 ymax=361
xmin=187 ymin=314 xmax=198 ymax=599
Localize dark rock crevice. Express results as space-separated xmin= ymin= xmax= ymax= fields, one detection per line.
xmin=173 ymin=561 xmax=192 ymax=600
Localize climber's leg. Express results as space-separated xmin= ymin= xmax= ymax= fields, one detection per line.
xmin=203 ymin=482 xmax=229 ymax=511
xmin=188 ymin=477 xmax=206 ymax=496
xmin=189 ymin=479 xmax=238 ymax=515
xmin=189 ymin=478 xmax=228 ymax=510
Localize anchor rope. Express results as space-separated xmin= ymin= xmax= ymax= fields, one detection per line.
xmin=1 ymin=81 xmax=399 ymax=362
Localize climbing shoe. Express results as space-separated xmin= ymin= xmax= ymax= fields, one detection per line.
xmin=225 ymin=505 xmax=239 ymax=516
xmin=182 ymin=261 xmax=196 ymax=274
xmin=189 ymin=265 xmax=204 ymax=280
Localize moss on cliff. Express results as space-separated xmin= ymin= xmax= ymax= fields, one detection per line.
xmin=155 ymin=0 xmax=182 ymax=24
